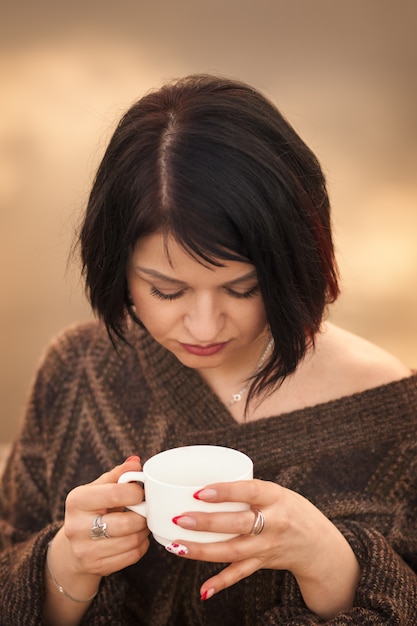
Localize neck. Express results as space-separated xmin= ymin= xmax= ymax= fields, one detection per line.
xmin=228 ymin=336 xmax=273 ymax=407
xmin=198 ymin=332 xmax=273 ymax=412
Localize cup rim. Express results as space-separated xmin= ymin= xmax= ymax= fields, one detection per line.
xmin=142 ymin=444 xmax=253 ymax=487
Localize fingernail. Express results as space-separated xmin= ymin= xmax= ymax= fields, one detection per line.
xmin=201 ymin=588 xmax=215 ymax=601
xmin=172 ymin=515 xmax=196 ymax=528
xmin=165 ymin=542 xmax=188 ymax=556
xmin=125 ymin=455 xmax=140 ymax=463
xmin=193 ymin=488 xmax=217 ymax=501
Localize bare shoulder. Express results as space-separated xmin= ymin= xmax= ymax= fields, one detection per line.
xmin=318 ymin=323 xmax=412 ymax=389
xmin=259 ymin=322 xmax=412 ymax=418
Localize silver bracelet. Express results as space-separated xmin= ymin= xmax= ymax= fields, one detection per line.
xmin=46 ymin=541 xmax=99 ymax=603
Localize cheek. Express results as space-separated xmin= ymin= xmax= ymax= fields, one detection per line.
xmin=132 ymin=294 xmax=179 ymax=336
xmin=240 ymin=301 xmax=268 ymax=333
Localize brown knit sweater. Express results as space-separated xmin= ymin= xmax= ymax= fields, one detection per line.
xmin=1 ymin=321 xmax=417 ymax=625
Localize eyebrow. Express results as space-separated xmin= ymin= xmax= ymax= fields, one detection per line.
xmin=135 ymin=266 xmax=257 ymax=287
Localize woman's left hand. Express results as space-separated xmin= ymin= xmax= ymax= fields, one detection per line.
xmin=168 ymin=479 xmax=360 ymax=619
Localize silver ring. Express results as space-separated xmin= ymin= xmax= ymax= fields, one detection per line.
xmin=90 ymin=515 xmax=110 ymax=539
xmin=250 ymin=509 xmax=265 ymax=535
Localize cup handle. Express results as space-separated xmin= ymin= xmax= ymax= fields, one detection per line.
xmin=117 ymin=471 xmax=146 ymax=516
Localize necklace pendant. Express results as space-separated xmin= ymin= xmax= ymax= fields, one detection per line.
xmin=228 ymin=336 xmax=274 ymax=408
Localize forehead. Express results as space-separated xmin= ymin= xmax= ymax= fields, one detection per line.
xmin=131 ymin=233 xmax=256 ymax=281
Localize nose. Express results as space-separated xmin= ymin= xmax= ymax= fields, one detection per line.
xmin=183 ymin=292 xmax=225 ymax=342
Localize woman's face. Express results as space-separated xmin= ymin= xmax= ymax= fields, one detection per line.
xmin=126 ymin=232 xmax=269 ymax=371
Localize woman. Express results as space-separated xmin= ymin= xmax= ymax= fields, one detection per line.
xmin=0 ymin=74 xmax=416 ymax=625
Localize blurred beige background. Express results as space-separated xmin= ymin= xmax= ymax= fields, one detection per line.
xmin=1 ymin=0 xmax=416 ymax=443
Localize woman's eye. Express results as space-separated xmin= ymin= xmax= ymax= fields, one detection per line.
xmin=150 ymin=286 xmax=184 ymax=301
xmin=149 ymin=284 xmax=259 ymax=301
xmin=226 ymin=285 xmax=260 ymax=299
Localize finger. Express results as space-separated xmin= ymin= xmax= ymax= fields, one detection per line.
xmin=89 ymin=510 xmax=148 ymax=538
xmin=172 ymin=508 xmax=259 ymax=536
xmin=77 ymin=531 xmax=151 ymax=577
xmin=67 ymin=511 xmax=150 ymax=562
xmin=100 ymin=545 xmax=149 ymax=576
xmin=167 ymin=532 xmax=266 ymax=565
xmin=194 ymin=478 xmax=282 ymax=507
xmin=66 ymin=481 xmax=144 ymax=514
xmin=65 ymin=507 xmax=148 ymax=546
xmin=83 ymin=525 xmax=150 ymax=558
xmin=200 ymin=558 xmax=261 ymax=600
xmin=86 ymin=539 xmax=151 ymax=577
xmin=92 ymin=456 xmax=142 ymax=485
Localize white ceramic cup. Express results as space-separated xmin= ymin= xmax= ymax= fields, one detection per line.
xmin=118 ymin=445 xmax=253 ymax=547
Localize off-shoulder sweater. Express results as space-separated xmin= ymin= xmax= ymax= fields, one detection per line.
xmin=1 ymin=321 xmax=417 ymax=625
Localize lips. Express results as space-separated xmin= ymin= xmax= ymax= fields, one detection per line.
xmin=180 ymin=342 xmax=227 ymax=356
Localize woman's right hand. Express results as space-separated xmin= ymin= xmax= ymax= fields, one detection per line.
xmin=62 ymin=455 xmax=149 ymax=576
xmin=44 ymin=457 xmax=149 ymax=626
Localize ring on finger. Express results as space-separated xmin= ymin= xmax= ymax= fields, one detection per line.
xmin=250 ymin=509 xmax=265 ymax=535
xmin=90 ymin=515 xmax=110 ymax=539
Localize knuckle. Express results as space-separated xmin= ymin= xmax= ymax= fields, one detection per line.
xmin=225 ymin=544 xmax=241 ymax=562
xmin=235 ymin=514 xmax=248 ymax=535
xmin=120 ymin=532 xmax=138 ymax=551
xmin=226 ymin=562 xmax=247 ymax=583
xmin=106 ymin=485 xmax=123 ymax=508
xmin=63 ymin=517 xmax=78 ymax=540
xmin=126 ymin=540 xmax=150 ymax=566
xmin=201 ymin=514 xmax=216 ymax=531
xmin=123 ymin=483 xmax=144 ymax=506
xmin=115 ymin=512 xmax=131 ymax=535
xmin=90 ymin=561 xmax=105 ymax=576
xmin=74 ymin=542 xmax=89 ymax=564
xmin=65 ymin=485 xmax=84 ymax=511
xmin=249 ymin=479 xmax=264 ymax=500
xmin=275 ymin=507 xmax=291 ymax=533
xmin=137 ymin=537 xmax=151 ymax=558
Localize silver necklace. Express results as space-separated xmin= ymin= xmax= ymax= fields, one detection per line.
xmin=228 ymin=337 xmax=274 ymax=406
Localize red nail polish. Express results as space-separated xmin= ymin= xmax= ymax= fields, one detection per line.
xmin=125 ymin=455 xmax=140 ymax=463
xmin=201 ymin=588 xmax=215 ymax=601
xmin=193 ymin=488 xmax=217 ymax=501
xmin=172 ymin=516 xmax=182 ymax=525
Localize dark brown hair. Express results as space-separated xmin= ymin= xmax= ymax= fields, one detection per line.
xmin=79 ymin=74 xmax=339 ymax=400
